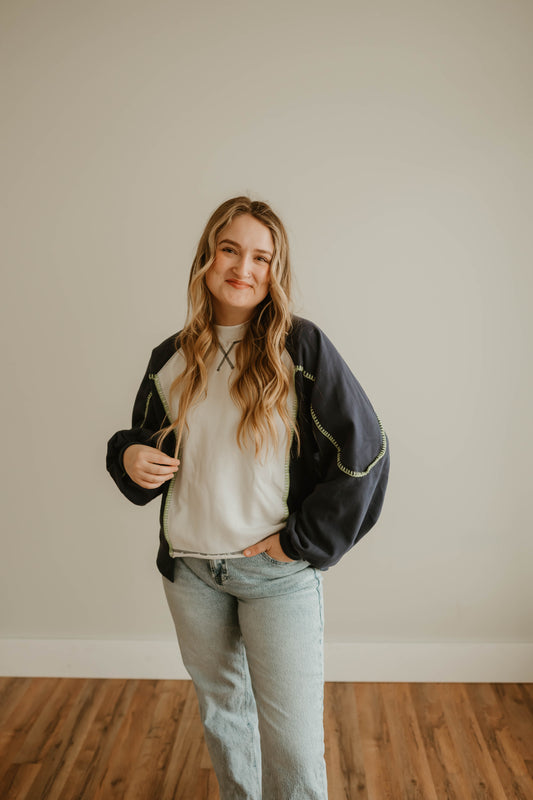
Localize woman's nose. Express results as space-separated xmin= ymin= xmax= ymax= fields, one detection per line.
xmin=234 ymin=253 xmax=253 ymax=274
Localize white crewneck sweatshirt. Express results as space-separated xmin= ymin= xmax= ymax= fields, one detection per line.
xmin=155 ymin=323 xmax=297 ymax=558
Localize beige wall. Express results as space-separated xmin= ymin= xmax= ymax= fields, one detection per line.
xmin=1 ymin=0 xmax=532 ymax=672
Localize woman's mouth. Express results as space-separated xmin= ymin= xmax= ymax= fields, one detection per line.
xmin=226 ymin=280 xmax=251 ymax=289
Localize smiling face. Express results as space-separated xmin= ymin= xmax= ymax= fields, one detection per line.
xmin=205 ymin=213 xmax=274 ymax=325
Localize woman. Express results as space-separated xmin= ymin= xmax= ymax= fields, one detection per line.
xmin=106 ymin=196 xmax=389 ymax=800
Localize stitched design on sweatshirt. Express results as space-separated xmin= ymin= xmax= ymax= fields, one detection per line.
xmin=216 ymin=341 xmax=239 ymax=371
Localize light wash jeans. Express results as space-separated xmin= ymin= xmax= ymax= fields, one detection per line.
xmin=163 ymin=553 xmax=328 ymax=800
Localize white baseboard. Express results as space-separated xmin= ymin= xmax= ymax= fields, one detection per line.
xmin=1 ymin=639 xmax=532 ymax=682
xmin=324 ymin=642 xmax=533 ymax=682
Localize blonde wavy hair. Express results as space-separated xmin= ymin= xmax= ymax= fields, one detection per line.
xmin=157 ymin=196 xmax=297 ymax=458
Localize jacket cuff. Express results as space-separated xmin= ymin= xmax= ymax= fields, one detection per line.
xmin=118 ymin=443 xmax=131 ymax=473
xmin=278 ymin=527 xmax=300 ymax=561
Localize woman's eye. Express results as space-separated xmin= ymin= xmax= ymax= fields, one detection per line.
xmin=222 ymin=247 xmax=236 ymax=254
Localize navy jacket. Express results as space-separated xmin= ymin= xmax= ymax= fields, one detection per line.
xmin=106 ymin=316 xmax=389 ymax=580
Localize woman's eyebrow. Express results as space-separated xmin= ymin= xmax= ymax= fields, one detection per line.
xmin=219 ymin=238 xmax=273 ymax=257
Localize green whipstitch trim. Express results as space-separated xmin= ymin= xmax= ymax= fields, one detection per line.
xmin=282 ymin=382 xmax=299 ymax=516
xmin=149 ymin=373 xmax=172 ymax=420
xmin=162 ymin=473 xmax=177 ymax=553
xmin=294 ymin=365 xmax=316 ymax=382
xmin=295 ymin=364 xmax=387 ymax=478
xmin=310 ymin=406 xmax=387 ymax=478
xmin=141 ymin=391 xmax=152 ymax=428
xmin=149 ymin=372 xmax=175 ymax=553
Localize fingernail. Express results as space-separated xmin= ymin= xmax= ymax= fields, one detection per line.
xmin=244 ymin=550 xmax=251 ymax=556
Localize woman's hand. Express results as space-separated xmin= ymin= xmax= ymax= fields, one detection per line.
xmin=243 ymin=533 xmax=294 ymax=562
xmin=123 ymin=444 xmax=179 ymax=489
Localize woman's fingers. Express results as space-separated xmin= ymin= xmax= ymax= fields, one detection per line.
xmin=137 ymin=476 xmax=169 ymax=488
xmin=139 ymin=460 xmax=178 ymax=481
xmin=141 ymin=468 xmax=174 ymax=481
xmin=145 ymin=451 xmax=180 ymax=468
xmin=123 ymin=444 xmax=180 ymax=488
xmin=144 ymin=461 xmax=179 ymax=476
xmin=136 ymin=468 xmax=177 ymax=488
xmin=243 ymin=533 xmax=294 ymax=562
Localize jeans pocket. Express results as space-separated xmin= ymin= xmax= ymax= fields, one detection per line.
xmin=259 ymin=552 xmax=298 ymax=566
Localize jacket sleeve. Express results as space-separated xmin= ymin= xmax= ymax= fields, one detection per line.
xmin=279 ymin=327 xmax=390 ymax=568
xmin=106 ymin=353 xmax=174 ymax=506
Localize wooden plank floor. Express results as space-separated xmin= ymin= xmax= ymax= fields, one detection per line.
xmin=0 ymin=679 xmax=532 ymax=799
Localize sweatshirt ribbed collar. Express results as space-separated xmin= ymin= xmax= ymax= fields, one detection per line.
xmin=214 ymin=321 xmax=249 ymax=346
